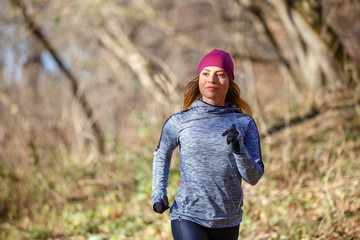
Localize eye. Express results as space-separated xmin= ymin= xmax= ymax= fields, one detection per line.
xmin=201 ymin=72 xmax=209 ymax=77
xmin=217 ymin=73 xmax=226 ymax=78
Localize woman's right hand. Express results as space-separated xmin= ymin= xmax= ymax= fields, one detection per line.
xmin=153 ymin=195 xmax=169 ymax=214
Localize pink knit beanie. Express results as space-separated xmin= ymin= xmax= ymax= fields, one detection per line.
xmin=197 ymin=49 xmax=234 ymax=80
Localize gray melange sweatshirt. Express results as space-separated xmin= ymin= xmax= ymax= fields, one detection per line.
xmin=152 ymin=99 xmax=264 ymax=228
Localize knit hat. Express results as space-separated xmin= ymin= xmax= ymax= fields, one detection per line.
xmin=197 ymin=49 xmax=234 ymax=80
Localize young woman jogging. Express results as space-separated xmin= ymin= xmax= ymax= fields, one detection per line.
xmin=152 ymin=49 xmax=264 ymax=240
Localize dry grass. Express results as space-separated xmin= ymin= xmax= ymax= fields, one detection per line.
xmin=241 ymin=105 xmax=360 ymax=239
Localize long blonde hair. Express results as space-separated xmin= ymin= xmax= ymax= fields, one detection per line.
xmin=182 ymin=76 xmax=252 ymax=116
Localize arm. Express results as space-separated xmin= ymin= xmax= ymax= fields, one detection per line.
xmin=223 ymin=120 xmax=264 ymax=185
xmin=151 ymin=116 xmax=179 ymax=213
xmin=235 ymin=119 xmax=264 ymax=185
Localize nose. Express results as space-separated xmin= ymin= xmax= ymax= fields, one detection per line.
xmin=208 ymin=73 xmax=217 ymax=83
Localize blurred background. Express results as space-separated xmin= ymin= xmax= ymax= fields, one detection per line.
xmin=0 ymin=0 xmax=359 ymax=239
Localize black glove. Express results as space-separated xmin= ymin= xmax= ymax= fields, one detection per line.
xmin=153 ymin=195 xmax=169 ymax=214
xmin=222 ymin=124 xmax=242 ymax=154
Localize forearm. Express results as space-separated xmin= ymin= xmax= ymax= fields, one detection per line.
xmin=151 ymin=149 xmax=171 ymax=202
xmin=234 ymin=146 xmax=264 ymax=185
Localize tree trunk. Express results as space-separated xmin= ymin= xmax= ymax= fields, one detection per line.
xmin=13 ymin=0 xmax=105 ymax=154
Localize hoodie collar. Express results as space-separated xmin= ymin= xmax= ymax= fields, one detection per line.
xmin=190 ymin=99 xmax=240 ymax=113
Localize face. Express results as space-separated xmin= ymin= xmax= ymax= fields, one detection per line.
xmin=199 ymin=66 xmax=230 ymax=106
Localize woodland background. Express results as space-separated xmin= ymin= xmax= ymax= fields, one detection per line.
xmin=0 ymin=0 xmax=359 ymax=239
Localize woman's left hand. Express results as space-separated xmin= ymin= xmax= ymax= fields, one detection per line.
xmin=222 ymin=124 xmax=243 ymax=154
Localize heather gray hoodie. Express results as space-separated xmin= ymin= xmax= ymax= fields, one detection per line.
xmin=152 ymin=99 xmax=264 ymax=228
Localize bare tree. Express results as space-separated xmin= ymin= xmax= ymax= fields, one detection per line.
xmin=1 ymin=0 xmax=358 ymax=157
xmin=11 ymin=0 xmax=106 ymax=153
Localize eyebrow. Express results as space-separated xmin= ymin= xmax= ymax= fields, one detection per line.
xmin=202 ymin=69 xmax=226 ymax=73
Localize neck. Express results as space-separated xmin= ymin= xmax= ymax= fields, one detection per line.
xmin=201 ymin=97 xmax=226 ymax=106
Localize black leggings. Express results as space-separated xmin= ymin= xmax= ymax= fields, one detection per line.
xmin=171 ymin=219 xmax=239 ymax=240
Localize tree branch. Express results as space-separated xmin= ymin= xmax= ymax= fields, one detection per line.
xmin=12 ymin=0 xmax=105 ymax=153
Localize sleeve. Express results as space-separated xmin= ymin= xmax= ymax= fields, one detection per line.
xmin=151 ymin=115 xmax=180 ymax=208
xmin=234 ymin=118 xmax=264 ymax=185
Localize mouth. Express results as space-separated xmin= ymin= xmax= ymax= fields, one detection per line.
xmin=206 ymin=86 xmax=217 ymax=90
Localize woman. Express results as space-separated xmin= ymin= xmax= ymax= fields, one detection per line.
xmin=152 ymin=49 xmax=264 ymax=240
